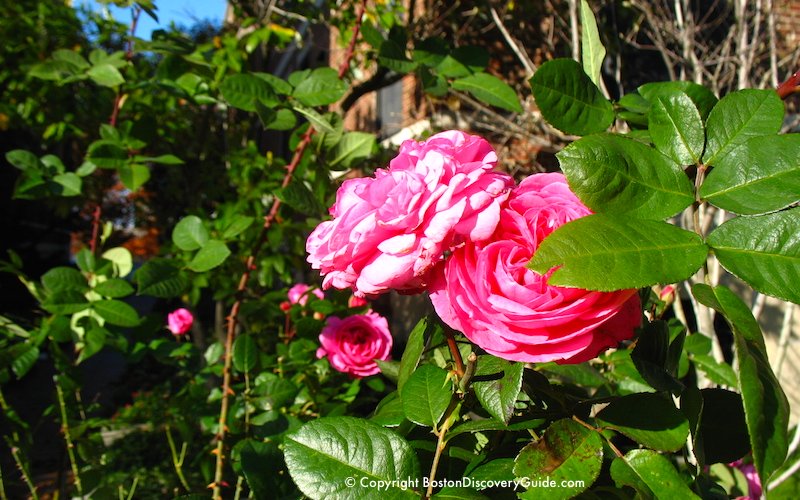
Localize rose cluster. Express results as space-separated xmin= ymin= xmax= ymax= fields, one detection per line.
xmin=306 ymin=130 xmax=641 ymax=365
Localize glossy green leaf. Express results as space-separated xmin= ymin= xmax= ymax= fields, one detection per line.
xmin=638 ymin=81 xmax=718 ymax=120
xmin=557 ymin=134 xmax=694 ymax=219
xmin=93 ymin=299 xmax=140 ymax=327
xmin=87 ymin=63 xmax=124 ymax=87
xmin=377 ymin=39 xmax=417 ymax=73
xmin=580 ymin=0 xmax=605 ymax=87
xmin=136 ymin=154 xmax=184 ymax=165
xmin=648 ymin=92 xmax=705 ymax=164
xmin=275 ymin=181 xmax=323 ymax=215
xmin=52 ymin=173 xmax=82 ymax=196
xmin=707 ymin=209 xmax=800 ymax=304
xmin=284 ymin=416 xmax=420 ymax=498
xmin=398 ymin=317 xmax=428 ymax=391
xmin=451 ymin=73 xmax=523 ymax=113
xmin=513 ymin=418 xmax=602 ymax=500
xmin=691 ymin=284 xmax=789 ymax=482
xmin=292 ymin=104 xmax=336 ymax=134
xmin=233 ymin=334 xmax=257 ymax=373
xmin=596 ymin=393 xmax=689 ymax=451
xmin=370 ymin=392 xmax=406 ymax=427
xmin=530 ymin=58 xmax=614 ymax=135
xmin=6 ymin=150 xmax=39 ymax=171
xmin=187 ymin=240 xmax=231 ymax=272
xmin=292 ymin=67 xmax=347 ymax=107
xmin=42 ymin=290 xmax=89 ymax=315
xmin=400 ymin=364 xmax=451 ymax=428
xmin=11 ymin=345 xmax=39 ymax=379
xmin=328 ymin=132 xmax=375 ymax=169
xmin=220 ymin=73 xmax=278 ymax=111
xmin=611 ymin=449 xmax=700 ymax=499
xmin=702 ymin=89 xmax=784 ymax=165
xmin=432 ymin=488 xmax=487 ymax=499
xmin=172 ymin=215 xmax=209 ymax=251
xmin=78 ymin=327 xmax=108 ymax=363
xmin=118 ymin=163 xmax=150 ymax=191
xmin=135 ymin=259 xmax=189 ymax=298
xmin=41 ymin=267 xmax=87 ymax=292
xmin=691 ymin=354 xmax=737 ymax=387
xmin=222 ymin=215 xmax=255 ymax=239
xmin=700 ymin=134 xmax=800 ymax=214
xmin=529 ymin=214 xmax=708 ymax=291
xmin=93 ymin=278 xmax=134 ymax=298
xmin=472 ymin=356 xmax=523 ymax=424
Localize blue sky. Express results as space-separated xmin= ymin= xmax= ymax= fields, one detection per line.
xmin=77 ymin=1 xmax=226 ymax=39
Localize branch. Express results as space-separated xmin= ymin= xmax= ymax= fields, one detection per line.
xmin=210 ymin=2 xmax=368 ymax=496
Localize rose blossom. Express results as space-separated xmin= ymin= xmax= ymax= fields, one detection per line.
xmin=306 ymin=130 xmax=514 ymax=297
xmin=430 ymin=173 xmax=641 ymax=364
xmin=287 ymin=283 xmax=324 ymax=305
xmin=316 ymin=311 xmax=392 ymax=377
xmin=167 ymin=308 xmax=194 ymax=336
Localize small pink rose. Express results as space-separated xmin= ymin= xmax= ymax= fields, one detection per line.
xmin=287 ymin=283 xmax=324 ymax=305
xmin=316 ymin=311 xmax=392 ymax=378
xmin=306 ymin=130 xmax=514 ymax=297
xmin=430 ymin=173 xmax=641 ymax=364
xmin=348 ymin=295 xmax=368 ymax=308
xmin=167 ymin=308 xmax=194 ymax=336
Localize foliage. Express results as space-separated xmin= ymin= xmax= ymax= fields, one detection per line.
xmin=0 ymin=1 xmax=798 ymax=500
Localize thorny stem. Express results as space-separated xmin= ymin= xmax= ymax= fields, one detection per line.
xmin=55 ymin=379 xmax=82 ymax=497
xmin=211 ymin=2 xmax=367 ymax=496
xmin=8 ymin=446 xmax=37 ymax=500
xmin=443 ymin=326 xmax=465 ymax=378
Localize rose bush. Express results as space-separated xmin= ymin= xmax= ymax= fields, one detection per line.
xmin=315 ymin=311 xmax=392 ymax=377
xmin=167 ymin=308 xmax=194 ymax=336
xmin=306 ymin=130 xmax=514 ymax=297
xmin=430 ymin=173 xmax=641 ymax=363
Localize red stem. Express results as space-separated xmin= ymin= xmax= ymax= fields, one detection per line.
xmin=211 ymin=2 xmax=368 ymax=495
xmin=777 ymin=70 xmax=800 ymax=99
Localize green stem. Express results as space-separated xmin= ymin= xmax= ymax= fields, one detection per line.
xmin=8 ymin=444 xmax=38 ymax=500
xmin=55 ymin=379 xmax=82 ymax=497
xmin=166 ymin=426 xmax=191 ymax=492
xmin=425 ymin=397 xmax=462 ymax=498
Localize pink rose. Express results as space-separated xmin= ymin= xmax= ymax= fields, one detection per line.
xmin=730 ymin=460 xmax=762 ymax=499
xmin=167 ymin=308 xmax=194 ymax=336
xmin=430 ymin=173 xmax=641 ymax=364
xmin=316 ymin=311 xmax=392 ymax=377
xmin=287 ymin=283 xmax=324 ymax=305
xmin=306 ymin=130 xmax=514 ymax=297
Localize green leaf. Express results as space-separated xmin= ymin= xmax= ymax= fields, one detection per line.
xmin=87 ymin=64 xmax=125 ymax=87
xmin=530 ymin=58 xmax=614 ymax=135
xmin=136 ymin=154 xmax=184 ymax=165
xmin=284 ymin=416 xmax=420 ymax=498
xmin=378 ymin=40 xmax=417 ymax=73
xmin=370 ymin=391 xmax=406 ymax=427
xmin=702 ymin=89 xmax=784 ymax=165
xmin=135 ymin=259 xmax=189 ymax=298
xmin=432 ymin=488 xmax=488 ymax=499
xmin=638 ymin=81 xmax=718 ymax=120
xmin=400 ymin=364 xmax=452 ymax=428
xmin=172 ymin=215 xmax=209 ymax=251
xmin=529 ymin=214 xmax=708 ymax=291
xmin=706 ymin=209 xmax=800 ymax=304
xmin=513 ymin=418 xmax=602 ymax=500
xmin=398 ymin=317 xmax=428 ymax=391
xmin=222 ymin=215 xmax=255 ymax=239
xmin=94 ymin=278 xmax=134 ymax=298
xmin=631 ymin=321 xmax=684 ymax=393
xmin=275 ymin=181 xmax=323 ymax=215
xmin=691 ymin=284 xmax=790 ymax=481
xmin=610 ymin=449 xmax=700 ymax=499
xmin=580 ymin=0 xmax=605 ymax=87
xmin=695 ymin=388 xmax=751 ymax=465
xmin=101 ymin=247 xmax=133 ymax=278
xmin=253 ymin=72 xmax=293 ymax=95
xmin=557 ymin=134 xmax=694 ymax=219
xmin=52 ymin=173 xmax=82 ymax=196
xmin=259 ymin=107 xmax=297 ymax=131
xmin=233 ymin=334 xmax=257 ymax=373
xmin=691 ymin=354 xmax=737 ymax=387
xmin=451 ymin=73 xmax=523 ymax=113
xmin=648 ymin=92 xmax=705 ymax=164
xmin=472 ymin=356 xmax=523 ymax=424
xmin=93 ymin=299 xmax=141 ymax=327
xmin=11 ymin=345 xmax=39 ymax=379
xmin=42 ymin=290 xmax=89 ymax=315
xmin=700 ymin=134 xmax=800 ymax=214
xmin=292 ymin=104 xmax=336 ymax=134
xmin=118 ymin=163 xmax=150 ymax=191
xmin=187 ymin=240 xmax=231 ymax=272
xmin=78 ymin=327 xmax=108 ymax=363
xmin=5 ymin=150 xmax=39 ymax=171
xmin=53 ymin=49 xmax=90 ymax=70
xmin=328 ymin=132 xmax=376 ymax=169
xmin=41 ymin=267 xmax=87 ymax=292
xmin=292 ymin=67 xmax=348 ymax=107
xmin=596 ymin=393 xmax=689 ymax=451
xmin=220 ymin=73 xmax=278 ymax=111
xmin=237 ymin=440 xmax=294 ymax=499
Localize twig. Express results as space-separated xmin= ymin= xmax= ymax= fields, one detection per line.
xmin=490 ymin=7 xmax=536 ymax=78
xmin=8 ymin=445 xmax=37 ymax=500
xmin=166 ymin=426 xmax=191 ymax=492
xmin=210 ymin=2 xmax=368 ymax=496
xmin=55 ymin=378 xmax=82 ymax=497
xmin=442 ymin=326 xmax=465 ymax=378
